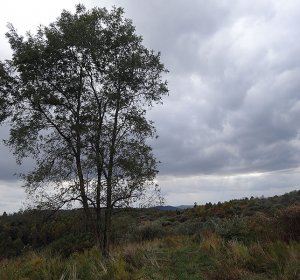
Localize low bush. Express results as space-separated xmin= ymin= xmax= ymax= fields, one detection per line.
xmin=47 ymin=233 xmax=94 ymax=257
xmin=133 ymin=221 xmax=165 ymax=241
xmin=277 ymin=204 xmax=300 ymax=242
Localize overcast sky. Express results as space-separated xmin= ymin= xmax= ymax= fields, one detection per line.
xmin=1 ymin=0 xmax=300 ymax=212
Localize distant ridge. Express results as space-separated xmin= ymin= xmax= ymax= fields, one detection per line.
xmin=155 ymin=205 xmax=193 ymax=211
xmin=177 ymin=205 xmax=193 ymax=209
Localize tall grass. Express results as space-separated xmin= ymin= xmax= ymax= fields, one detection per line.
xmin=0 ymin=235 xmax=299 ymax=280
xmin=0 ymin=202 xmax=299 ymax=279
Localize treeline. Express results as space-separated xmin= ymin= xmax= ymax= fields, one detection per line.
xmin=192 ymin=189 xmax=300 ymax=218
xmin=0 ymin=209 xmax=92 ymax=258
xmin=0 ymin=190 xmax=299 ymax=259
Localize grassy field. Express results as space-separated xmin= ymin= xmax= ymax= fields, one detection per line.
xmin=0 ymin=191 xmax=299 ymax=279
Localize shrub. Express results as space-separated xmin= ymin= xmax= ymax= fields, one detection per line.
xmin=277 ymin=205 xmax=300 ymax=242
xmin=134 ymin=221 xmax=165 ymax=241
xmin=111 ymin=215 xmax=136 ymax=244
xmin=109 ymin=257 xmax=130 ymax=280
xmin=175 ymin=218 xmax=205 ymax=235
xmin=47 ymin=233 xmax=94 ymax=257
xmin=215 ymin=216 xmax=252 ymax=242
xmin=199 ymin=232 xmax=223 ymax=255
xmin=246 ymin=241 xmax=300 ymax=278
xmin=247 ymin=212 xmax=275 ymax=241
xmin=226 ymin=240 xmax=250 ymax=265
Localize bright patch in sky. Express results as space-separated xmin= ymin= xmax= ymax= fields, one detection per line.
xmin=1 ymin=0 xmax=300 ymax=212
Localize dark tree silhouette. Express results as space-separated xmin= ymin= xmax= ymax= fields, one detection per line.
xmin=0 ymin=4 xmax=168 ymax=256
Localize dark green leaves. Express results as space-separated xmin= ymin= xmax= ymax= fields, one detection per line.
xmin=1 ymin=4 xmax=168 ymax=212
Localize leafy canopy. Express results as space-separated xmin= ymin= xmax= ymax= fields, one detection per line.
xmin=1 ymin=5 xmax=168 ymax=211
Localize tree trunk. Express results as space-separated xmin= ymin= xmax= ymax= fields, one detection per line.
xmin=102 ymin=204 xmax=112 ymax=257
xmin=102 ymin=88 xmax=121 ymax=257
xmin=95 ymin=184 xmax=102 ymax=249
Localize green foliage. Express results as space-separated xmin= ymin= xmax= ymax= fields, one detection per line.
xmin=0 ymin=234 xmax=299 ymax=280
xmin=215 ymin=216 xmax=252 ymax=242
xmin=204 ymin=239 xmax=300 ymax=280
xmin=0 ymin=252 xmax=65 ymax=280
xmin=276 ymin=204 xmax=300 ymax=242
xmin=47 ymin=233 xmax=94 ymax=257
xmin=110 ymin=214 xmax=137 ymax=244
xmin=1 ymin=4 xmax=168 ymax=256
xmin=0 ymin=191 xmax=299 ymax=279
xmin=134 ymin=221 xmax=165 ymax=241
xmin=107 ymin=257 xmax=130 ymax=280
xmin=175 ymin=217 xmax=204 ymax=235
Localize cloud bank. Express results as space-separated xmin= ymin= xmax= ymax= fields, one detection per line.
xmin=1 ymin=0 xmax=300 ymax=211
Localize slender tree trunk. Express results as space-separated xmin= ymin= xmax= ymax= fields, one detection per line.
xmin=102 ymin=89 xmax=121 ymax=256
xmin=96 ymin=173 xmax=102 ymax=248
xmin=103 ymin=202 xmax=112 ymax=257
xmin=95 ymin=121 xmax=104 ymax=250
xmin=76 ymin=155 xmax=92 ymax=221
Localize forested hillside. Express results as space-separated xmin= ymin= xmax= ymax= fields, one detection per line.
xmin=0 ymin=190 xmax=299 ymax=279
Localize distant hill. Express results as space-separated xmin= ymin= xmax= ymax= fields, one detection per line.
xmin=156 ymin=205 xmax=193 ymax=211
xmin=155 ymin=190 xmax=300 ymax=213
xmin=177 ymin=205 xmax=193 ymax=209
xmin=0 ymin=190 xmax=299 ymax=280
xmin=155 ymin=205 xmax=179 ymax=211
xmin=0 ymin=189 xmax=298 ymax=260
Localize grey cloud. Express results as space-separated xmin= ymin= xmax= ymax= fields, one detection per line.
xmin=1 ymin=0 xmax=300 ymax=210
xmin=0 ymin=181 xmax=25 ymax=213
xmin=108 ymin=0 xmax=234 ymax=76
xmin=142 ymin=0 xmax=300 ymax=179
xmin=0 ymin=127 xmax=33 ymax=181
xmin=158 ymin=169 xmax=300 ymax=205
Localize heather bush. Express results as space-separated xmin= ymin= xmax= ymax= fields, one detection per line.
xmin=47 ymin=233 xmax=94 ymax=257
xmin=134 ymin=221 xmax=165 ymax=241
xmin=276 ymin=204 xmax=300 ymax=242
xmin=175 ymin=218 xmax=204 ymax=235
xmin=214 ymin=216 xmax=252 ymax=242
xmin=0 ymin=191 xmax=299 ymax=279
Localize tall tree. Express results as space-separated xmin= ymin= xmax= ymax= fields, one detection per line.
xmin=0 ymin=5 xmax=168 ymax=256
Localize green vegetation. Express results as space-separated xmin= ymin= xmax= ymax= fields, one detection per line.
xmin=0 ymin=4 xmax=167 ymax=256
xmin=0 ymin=190 xmax=299 ymax=279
